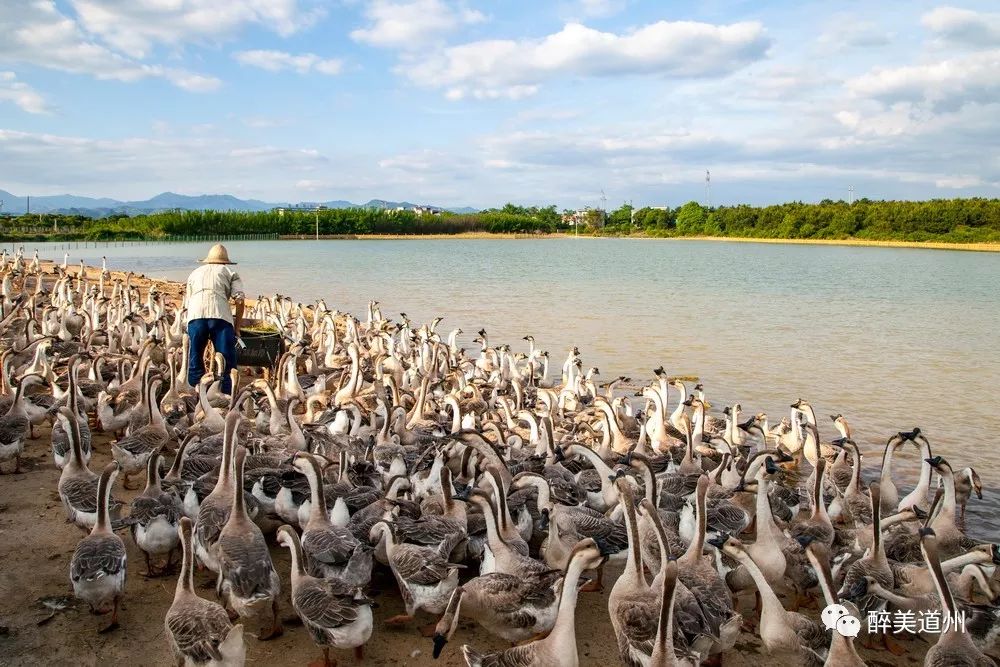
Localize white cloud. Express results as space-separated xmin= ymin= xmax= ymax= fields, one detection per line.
xmin=0 ymin=72 xmax=50 ymax=114
xmin=234 ymin=50 xmax=344 ymax=75
xmin=922 ymin=6 xmax=1000 ymax=48
xmin=0 ymin=2 xmax=220 ymax=91
xmin=69 ymin=0 xmax=323 ymax=58
xmin=400 ymin=20 xmax=770 ymax=99
xmin=351 ymin=0 xmax=485 ymax=49
xmin=849 ymin=49 xmax=1000 ymax=112
xmin=0 ymin=126 xmax=330 ymax=196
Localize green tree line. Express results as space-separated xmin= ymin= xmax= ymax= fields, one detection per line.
xmin=0 ymin=198 xmax=997 ymax=243
xmin=611 ymin=198 xmax=1000 ymax=243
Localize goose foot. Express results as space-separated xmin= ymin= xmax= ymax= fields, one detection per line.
xmin=354 ymin=645 xmax=364 ymax=661
xmin=418 ymin=622 xmax=437 ymax=638
xmin=98 ymin=601 xmax=120 ymax=634
xmin=578 ymin=578 xmax=603 ymax=593
xmin=883 ymin=633 xmax=907 ymax=656
xmin=514 ymin=631 xmax=550 ymax=647
xmin=259 ymin=622 xmax=284 ymax=641
xmin=308 ymin=647 xmax=335 ymax=667
xmin=384 ymin=614 xmax=413 ymax=626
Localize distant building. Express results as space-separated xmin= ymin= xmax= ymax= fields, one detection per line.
xmin=562 ymin=208 xmax=603 ymax=227
xmin=275 ymin=205 xmax=329 ymax=216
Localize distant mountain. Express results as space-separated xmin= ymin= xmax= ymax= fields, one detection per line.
xmin=0 ymin=188 xmax=478 ymax=217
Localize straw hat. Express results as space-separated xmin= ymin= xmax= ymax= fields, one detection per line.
xmin=199 ymin=244 xmax=237 ymax=265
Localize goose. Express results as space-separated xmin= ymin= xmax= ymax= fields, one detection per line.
xmin=0 ymin=372 xmax=32 ymax=473
xmin=130 ymin=452 xmax=183 ymax=576
xmin=51 ymin=356 xmax=92 ymax=469
xmin=608 ymin=477 xmax=661 ymax=665
xmin=789 ymin=458 xmax=835 ymax=549
xmin=837 ymin=483 xmax=894 ymax=646
xmin=112 ymin=376 xmax=170 ymax=489
xmin=165 ymin=517 xmax=246 ymax=667
xmin=431 ymin=565 xmax=565 ymax=654
xmin=58 ymin=406 xmax=120 ymax=530
xmin=194 ymin=411 xmax=240 ymax=573
xmin=649 ymin=559 xmax=695 ymax=667
xmin=675 ymin=475 xmax=741 ymax=656
xmin=920 ymin=527 xmax=996 ymax=666
xmin=709 ymin=533 xmax=827 ymax=663
xmin=291 ymin=452 xmax=370 ymax=586
xmin=70 ymin=461 xmax=127 ymax=633
xmin=368 ymin=520 xmax=465 ymax=633
xmin=216 ymin=446 xmax=283 ymax=640
xmin=276 ymin=525 xmax=374 ymax=667
xmin=897 ymin=429 xmax=932 ymax=512
xmin=877 ymin=433 xmax=907 ymax=513
xmin=511 ymin=471 xmax=626 ymax=590
xmin=797 ymin=536 xmax=866 ymax=667
xmin=954 ymin=467 xmax=982 ymax=520
xmin=459 ymin=539 xmax=608 ymax=667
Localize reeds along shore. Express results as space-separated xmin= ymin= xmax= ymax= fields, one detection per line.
xmin=0 ymin=253 xmax=997 ymax=667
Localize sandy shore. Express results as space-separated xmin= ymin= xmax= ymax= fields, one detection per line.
xmin=0 ymin=262 xmax=938 ymax=666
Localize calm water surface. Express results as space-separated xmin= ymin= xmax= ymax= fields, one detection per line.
xmin=26 ymin=238 xmax=1000 ymax=539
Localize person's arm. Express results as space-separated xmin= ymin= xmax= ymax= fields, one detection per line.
xmin=230 ymin=269 xmax=246 ymax=338
xmin=234 ymin=297 xmax=245 ymax=338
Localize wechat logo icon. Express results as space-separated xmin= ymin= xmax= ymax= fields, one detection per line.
xmin=822 ymin=604 xmax=861 ymax=638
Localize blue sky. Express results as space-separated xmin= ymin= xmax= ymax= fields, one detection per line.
xmin=0 ymin=1 xmax=998 ymax=209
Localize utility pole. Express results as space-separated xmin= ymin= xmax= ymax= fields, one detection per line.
xmin=848 ymin=185 xmax=855 ymax=205
xmin=600 ymin=189 xmax=607 ymax=225
xmin=705 ymin=170 xmax=711 ymax=208
xmin=26 ymin=195 xmax=30 ymax=215
xmin=314 ymin=209 xmax=319 ymax=241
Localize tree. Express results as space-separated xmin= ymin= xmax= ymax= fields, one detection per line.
xmin=675 ymin=201 xmax=707 ymax=235
xmin=609 ymin=204 xmax=633 ymax=228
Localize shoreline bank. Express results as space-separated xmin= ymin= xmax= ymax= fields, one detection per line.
xmin=276 ymin=232 xmax=1000 ymax=252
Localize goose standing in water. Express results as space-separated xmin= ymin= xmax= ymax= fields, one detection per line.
xmin=70 ymin=461 xmax=127 ymax=633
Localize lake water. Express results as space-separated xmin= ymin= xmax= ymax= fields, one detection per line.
xmin=23 ymin=238 xmax=1000 ymax=539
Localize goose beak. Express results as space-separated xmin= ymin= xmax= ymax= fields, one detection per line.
xmin=707 ymin=533 xmax=729 ymax=549
xmin=432 ymin=633 xmax=448 ymax=658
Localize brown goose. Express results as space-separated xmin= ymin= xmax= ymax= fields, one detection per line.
xmin=70 ymin=461 xmax=127 ymax=633
xmin=112 ymin=375 xmax=170 ymax=489
xmin=0 ymin=372 xmax=32 ymax=473
xmin=277 ymin=525 xmax=374 ymax=667
xmin=921 ymin=527 xmax=995 ymax=666
xmin=130 ymin=452 xmax=183 ymax=576
xmin=165 ymin=517 xmax=246 ymax=666
xmin=58 ymin=406 xmax=120 ymax=531
xmin=216 ymin=446 xmax=283 ymax=640
xmin=194 ymin=411 xmax=240 ymax=572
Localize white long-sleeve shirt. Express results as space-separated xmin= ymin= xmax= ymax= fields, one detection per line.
xmin=184 ymin=264 xmax=245 ymax=325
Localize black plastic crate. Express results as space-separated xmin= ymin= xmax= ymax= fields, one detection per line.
xmin=238 ymin=329 xmax=284 ymax=368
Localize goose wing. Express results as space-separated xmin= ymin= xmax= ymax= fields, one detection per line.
xmin=302 ymin=525 xmax=357 ymax=565
xmin=61 ymin=476 xmax=100 ymax=513
xmin=391 ymin=543 xmax=456 ymax=585
xmin=294 ymin=578 xmax=360 ymax=629
xmin=70 ymin=534 xmax=126 ymax=582
xmin=218 ymin=533 xmax=277 ymax=598
xmin=166 ymin=599 xmax=233 ymax=663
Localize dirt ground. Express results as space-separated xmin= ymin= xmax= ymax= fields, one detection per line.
xmin=0 ymin=426 xmax=936 ymax=667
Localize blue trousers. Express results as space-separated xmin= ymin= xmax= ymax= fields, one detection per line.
xmin=188 ymin=318 xmax=237 ymax=394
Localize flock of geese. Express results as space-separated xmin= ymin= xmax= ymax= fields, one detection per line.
xmin=0 ymin=248 xmax=998 ymax=667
